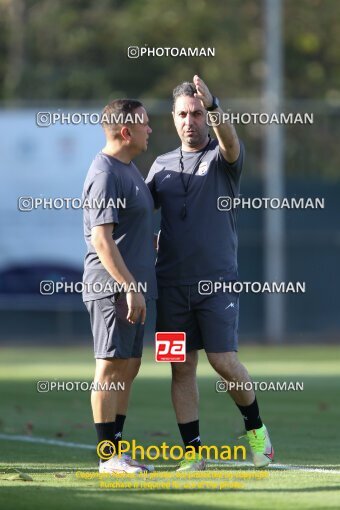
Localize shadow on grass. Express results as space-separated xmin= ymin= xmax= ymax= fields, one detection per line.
xmin=0 ymin=485 xmax=340 ymax=510
xmin=1 ymin=375 xmax=339 ymax=467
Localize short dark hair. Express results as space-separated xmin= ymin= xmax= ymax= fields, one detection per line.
xmin=101 ymin=98 xmax=143 ymax=132
xmin=172 ymin=82 xmax=197 ymax=109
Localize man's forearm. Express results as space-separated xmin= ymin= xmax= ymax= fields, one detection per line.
xmin=208 ymin=107 xmax=240 ymax=163
xmin=192 ymin=75 xmax=240 ymax=163
xmin=94 ymin=236 xmax=136 ymax=288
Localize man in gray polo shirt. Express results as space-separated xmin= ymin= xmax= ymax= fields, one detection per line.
xmin=146 ymin=76 xmax=274 ymax=470
xmin=82 ymin=99 xmax=157 ymax=473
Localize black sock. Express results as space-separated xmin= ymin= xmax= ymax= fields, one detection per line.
xmin=95 ymin=421 xmax=116 ymax=459
xmin=236 ymin=398 xmax=263 ymax=431
xmin=178 ymin=420 xmax=201 ymax=452
xmin=114 ymin=414 xmax=126 ymax=448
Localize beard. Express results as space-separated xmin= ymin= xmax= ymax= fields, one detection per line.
xmin=182 ymin=129 xmax=208 ymax=148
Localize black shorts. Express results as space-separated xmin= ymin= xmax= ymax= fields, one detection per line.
xmin=156 ymin=284 xmax=239 ymax=353
xmin=85 ymin=294 xmax=144 ymax=359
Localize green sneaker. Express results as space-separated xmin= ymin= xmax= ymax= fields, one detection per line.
xmin=244 ymin=424 xmax=274 ymax=468
xmin=176 ymin=453 xmax=206 ymax=472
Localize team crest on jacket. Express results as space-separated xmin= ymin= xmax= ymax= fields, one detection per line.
xmin=197 ymin=161 xmax=208 ymax=175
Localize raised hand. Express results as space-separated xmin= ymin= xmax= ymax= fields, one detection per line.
xmin=193 ymin=75 xmax=214 ymax=109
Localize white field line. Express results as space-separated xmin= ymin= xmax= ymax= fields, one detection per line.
xmin=0 ymin=433 xmax=93 ymax=449
xmin=0 ymin=434 xmax=339 ymax=474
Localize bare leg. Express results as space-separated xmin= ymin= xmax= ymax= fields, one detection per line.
xmin=171 ymin=350 xmax=199 ymax=422
xmin=91 ymin=358 xmax=129 ymax=423
xmin=116 ymin=357 xmax=141 ymax=415
xmin=206 ymin=352 xmax=255 ymax=406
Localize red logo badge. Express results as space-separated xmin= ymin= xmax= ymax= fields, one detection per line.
xmin=155 ymin=332 xmax=186 ymax=362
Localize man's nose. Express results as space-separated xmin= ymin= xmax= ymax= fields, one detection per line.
xmin=184 ymin=113 xmax=193 ymax=126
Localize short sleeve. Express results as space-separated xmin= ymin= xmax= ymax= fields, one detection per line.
xmin=87 ymin=172 xmax=120 ymax=228
xmin=145 ymin=160 xmax=161 ymax=209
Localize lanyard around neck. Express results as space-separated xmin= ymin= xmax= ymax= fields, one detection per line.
xmin=178 ymin=136 xmax=211 ymax=220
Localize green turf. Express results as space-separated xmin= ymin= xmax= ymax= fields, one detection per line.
xmin=0 ymin=344 xmax=340 ymax=510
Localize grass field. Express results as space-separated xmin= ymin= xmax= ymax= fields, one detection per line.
xmin=0 ymin=344 xmax=339 ymax=510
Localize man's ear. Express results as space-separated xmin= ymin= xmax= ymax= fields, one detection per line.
xmin=172 ymin=111 xmax=175 ymax=121
xmin=120 ymin=125 xmax=131 ymax=142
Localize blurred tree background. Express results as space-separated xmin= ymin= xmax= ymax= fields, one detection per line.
xmin=1 ymin=0 xmax=340 ymax=102
xmin=0 ymin=0 xmax=339 ymax=179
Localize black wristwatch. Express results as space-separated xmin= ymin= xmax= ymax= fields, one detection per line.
xmin=206 ymin=96 xmax=219 ymax=111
